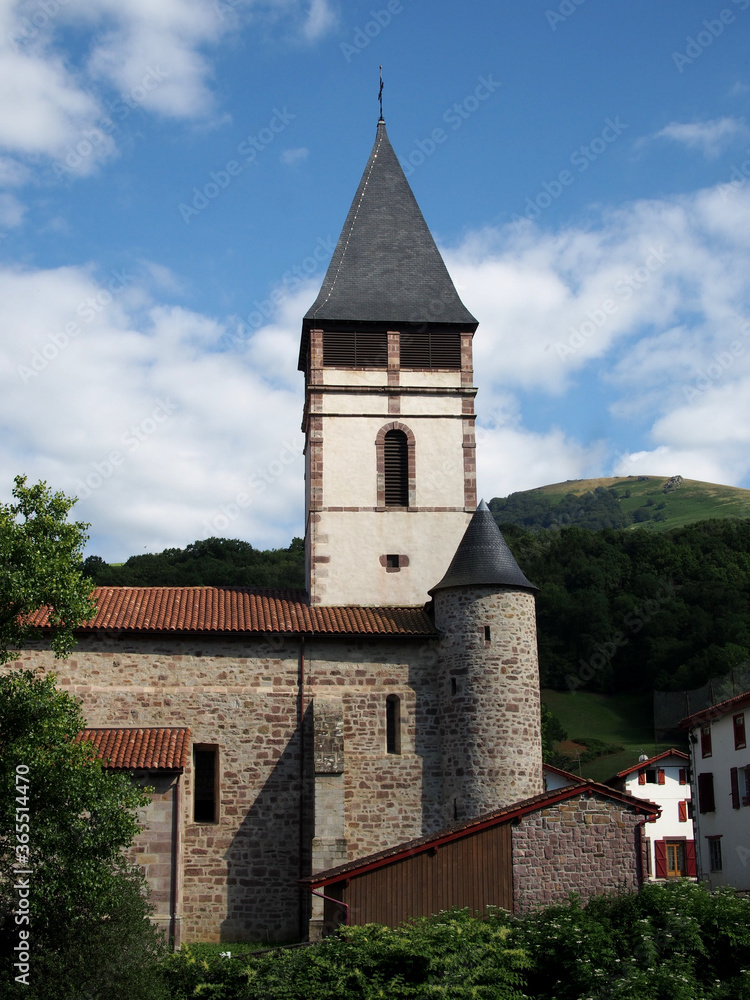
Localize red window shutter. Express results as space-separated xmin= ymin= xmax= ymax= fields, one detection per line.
xmin=678 ymin=800 xmax=688 ymax=822
xmin=685 ymin=840 xmax=697 ymax=877
xmin=657 ymin=769 xmax=666 ymax=785
xmin=731 ymin=767 xmax=740 ymax=809
xmin=654 ymin=840 xmax=667 ymax=878
xmin=698 ymin=772 xmax=715 ymax=813
xmin=638 ymin=771 xmax=646 ymax=785
xmin=679 ymin=768 xmax=687 ymax=785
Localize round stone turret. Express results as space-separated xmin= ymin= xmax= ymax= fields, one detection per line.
xmin=431 ymin=501 xmax=544 ymax=825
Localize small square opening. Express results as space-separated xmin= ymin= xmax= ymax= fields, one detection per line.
xmin=386 ymin=554 xmax=400 ymax=570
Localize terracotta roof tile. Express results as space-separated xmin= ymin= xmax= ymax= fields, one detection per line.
xmin=30 ymin=587 xmax=436 ymax=637
xmin=679 ymin=688 xmax=750 ymax=729
xmin=79 ymin=727 xmax=191 ymax=770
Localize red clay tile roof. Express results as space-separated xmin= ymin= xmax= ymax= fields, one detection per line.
xmin=30 ymin=587 xmax=436 ymax=637
xmin=679 ymin=689 xmax=750 ymax=729
xmin=80 ymin=727 xmax=191 ymax=770
xmin=301 ymin=780 xmax=659 ymax=887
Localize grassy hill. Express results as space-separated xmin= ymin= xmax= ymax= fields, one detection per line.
xmin=542 ymin=689 xmax=686 ymax=783
xmin=493 ymin=475 xmax=750 ymax=533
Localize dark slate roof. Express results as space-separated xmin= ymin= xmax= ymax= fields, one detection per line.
xmin=429 ymin=501 xmax=538 ymax=594
xmin=303 ymin=119 xmax=477 ymax=330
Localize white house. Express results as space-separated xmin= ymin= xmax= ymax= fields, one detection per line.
xmin=606 ymin=749 xmax=695 ymax=879
xmin=681 ymin=691 xmax=750 ymax=889
xmin=542 ymin=762 xmax=585 ymax=792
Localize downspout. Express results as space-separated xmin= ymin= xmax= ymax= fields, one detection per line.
xmin=687 ymin=731 xmax=702 ymax=881
xmin=310 ymin=888 xmax=349 ymax=928
xmin=298 ymin=635 xmax=306 ymax=940
xmin=170 ymin=772 xmax=182 ymax=948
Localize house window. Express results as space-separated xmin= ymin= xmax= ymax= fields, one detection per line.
xmin=386 ymin=695 xmax=401 ymax=755
xmin=323 ymin=330 xmax=388 ymax=367
xmin=708 ymin=837 xmax=723 ymax=872
xmin=679 ymin=768 xmax=687 ymax=785
xmin=383 ymin=430 xmax=409 ymax=506
xmin=193 ymin=746 xmax=219 ymax=823
xmin=735 ymin=713 xmax=747 ymax=750
xmin=698 ymin=772 xmax=715 ymax=813
xmin=731 ymin=767 xmax=741 ymax=810
xmin=701 ymin=725 xmax=712 ymax=758
xmin=665 ymin=841 xmax=686 ymax=877
xmin=645 ymin=769 xmax=657 ymax=784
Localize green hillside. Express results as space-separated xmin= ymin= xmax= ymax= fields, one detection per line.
xmin=541 ymin=689 xmax=685 ymax=782
xmin=491 ymin=475 xmax=750 ymax=533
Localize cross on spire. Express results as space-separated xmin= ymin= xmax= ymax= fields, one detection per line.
xmin=378 ymin=66 xmax=384 ymax=121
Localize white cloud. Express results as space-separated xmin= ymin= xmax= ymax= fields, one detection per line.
xmin=302 ymin=0 xmax=337 ymax=41
xmin=651 ymin=117 xmax=747 ymax=159
xmin=442 ymin=180 xmax=750 ymax=492
xmin=281 ymin=146 xmax=309 ymax=166
xmin=0 ymin=263 xmax=306 ymax=560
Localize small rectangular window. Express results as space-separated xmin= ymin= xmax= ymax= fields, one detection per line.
xmin=679 ymin=768 xmax=687 ymax=785
xmin=731 ymin=767 xmax=741 ymax=809
xmin=386 ymin=554 xmax=400 ymax=569
xmin=698 ymin=772 xmax=715 ymax=814
xmin=193 ymin=746 xmax=219 ymax=823
xmin=708 ymin=837 xmax=722 ymax=872
xmin=735 ymin=714 xmax=746 ymax=750
xmin=645 ymin=769 xmax=657 ymax=784
xmin=451 ymin=677 xmax=457 ymax=696
xmin=701 ymin=725 xmax=712 ymax=758
xmin=484 ymin=626 xmax=491 ymax=645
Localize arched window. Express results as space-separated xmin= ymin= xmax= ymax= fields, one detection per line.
xmin=383 ymin=430 xmax=408 ymax=506
xmin=386 ymin=695 xmax=401 ymax=755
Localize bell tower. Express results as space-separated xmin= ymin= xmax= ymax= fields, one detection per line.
xmin=299 ymin=118 xmax=478 ymax=606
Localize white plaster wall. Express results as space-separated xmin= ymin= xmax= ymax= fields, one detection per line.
xmin=622 ymin=758 xmax=693 ymax=877
xmin=313 ymin=509 xmax=472 ymax=605
xmin=400 ymin=371 xmax=463 ymax=389
xmin=318 ymin=394 xmax=391 ymax=415
xmin=690 ymin=713 xmax=750 ymax=889
xmin=399 ymin=395 xmax=466 ymax=416
xmin=322 ymin=370 xmax=389 ymax=387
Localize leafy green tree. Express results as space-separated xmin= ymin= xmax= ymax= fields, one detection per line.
xmin=0 ymin=671 xmax=166 ymax=999
xmin=540 ymin=703 xmax=567 ymax=762
xmin=0 ymin=476 xmax=95 ymax=663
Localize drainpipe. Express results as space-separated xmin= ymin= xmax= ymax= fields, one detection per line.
xmin=170 ymin=772 xmax=182 ymax=948
xmin=310 ymin=888 xmax=349 ymax=928
xmin=298 ymin=636 xmax=306 ymax=940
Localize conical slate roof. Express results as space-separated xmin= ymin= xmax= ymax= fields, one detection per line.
xmin=429 ymin=501 xmax=538 ymax=594
xmin=304 ymin=119 xmax=477 ymax=329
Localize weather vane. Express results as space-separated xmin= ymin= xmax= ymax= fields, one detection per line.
xmin=378 ymin=66 xmax=384 ymax=121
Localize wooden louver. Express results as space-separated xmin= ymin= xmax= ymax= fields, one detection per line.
xmin=400 ymin=331 xmax=461 ymax=369
xmin=384 ymin=430 xmax=408 ymax=506
xmin=323 ymin=331 xmax=388 ymax=367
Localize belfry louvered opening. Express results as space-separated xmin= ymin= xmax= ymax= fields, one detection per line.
xmin=400 ymin=330 xmax=461 ymax=369
xmin=323 ymin=331 xmax=388 ymax=367
xmin=384 ymin=430 xmax=409 ymax=506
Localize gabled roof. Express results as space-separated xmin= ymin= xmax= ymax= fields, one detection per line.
xmin=29 ymin=587 xmax=436 ymax=637
xmin=680 ymin=689 xmax=750 ymax=729
xmin=429 ymin=501 xmax=537 ymax=594
xmin=80 ymin=727 xmax=191 ymax=770
xmin=301 ymin=780 xmax=659 ymax=888
xmin=303 ymin=119 xmax=477 ymax=333
xmin=610 ymin=748 xmax=689 ymax=780
xmin=542 ymin=762 xmax=586 ymax=783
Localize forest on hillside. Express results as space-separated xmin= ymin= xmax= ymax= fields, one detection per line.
xmin=489 ymin=483 xmax=664 ymax=531
xmin=84 ymin=519 xmax=750 ymax=696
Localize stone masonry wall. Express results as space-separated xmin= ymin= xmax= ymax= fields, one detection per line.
xmin=435 ymin=586 xmax=543 ymax=826
xmin=512 ymin=794 xmax=644 ymax=913
xmin=7 ymin=632 xmax=444 ymax=942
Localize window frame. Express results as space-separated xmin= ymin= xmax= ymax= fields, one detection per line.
xmin=376 ymin=422 xmax=416 ymax=509
xmin=192 ymin=744 xmax=220 ymax=824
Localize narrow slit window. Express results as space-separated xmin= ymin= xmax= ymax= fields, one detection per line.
xmin=451 ymin=677 xmax=457 ymax=696
xmin=194 ymin=746 xmax=218 ymax=823
xmin=386 ymin=695 xmax=401 ymax=755
xmin=484 ymin=625 xmax=491 ymax=645
xmin=383 ymin=430 xmax=409 ymax=506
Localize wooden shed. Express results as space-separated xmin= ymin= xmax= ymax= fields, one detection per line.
xmin=301 ymin=782 xmax=659 ymax=934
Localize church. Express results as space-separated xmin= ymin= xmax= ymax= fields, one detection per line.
xmin=13 ymin=115 xmax=656 ymax=944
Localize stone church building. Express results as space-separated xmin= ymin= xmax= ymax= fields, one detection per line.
xmin=11 ymin=117 xmax=655 ymax=944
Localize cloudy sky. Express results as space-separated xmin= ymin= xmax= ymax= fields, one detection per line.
xmin=1 ymin=0 xmax=750 ymax=560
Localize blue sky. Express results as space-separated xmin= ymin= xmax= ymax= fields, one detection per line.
xmin=2 ymin=0 xmax=750 ymax=560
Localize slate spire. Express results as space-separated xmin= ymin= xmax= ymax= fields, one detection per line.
xmin=429 ymin=501 xmax=538 ymax=594
xmin=303 ymin=119 xmax=477 ymax=329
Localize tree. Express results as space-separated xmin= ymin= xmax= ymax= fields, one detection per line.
xmin=0 ymin=671 xmax=167 ymax=999
xmin=0 ymin=476 xmax=96 ymax=663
